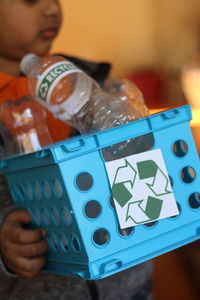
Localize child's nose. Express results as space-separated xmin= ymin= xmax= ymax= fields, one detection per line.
xmin=43 ymin=0 xmax=61 ymax=17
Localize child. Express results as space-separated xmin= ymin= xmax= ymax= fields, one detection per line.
xmin=0 ymin=0 xmax=153 ymax=299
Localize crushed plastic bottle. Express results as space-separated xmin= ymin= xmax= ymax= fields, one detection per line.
xmin=102 ymin=77 xmax=150 ymax=117
xmin=20 ymin=54 xmax=142 ymax=135
xmin=0 ymin=97 xmax=53 ymax=154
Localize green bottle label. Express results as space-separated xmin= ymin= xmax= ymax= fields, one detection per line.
xmin=36 ymin=61 xmax=82 ymax=102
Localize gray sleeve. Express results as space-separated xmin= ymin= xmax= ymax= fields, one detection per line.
xmin=0 ymin=255 xmax=18 ymax=277
xmin=0 ymin=174 xmax=18 ymax=276
xmin=0 ymin=175 xmax=16 ymax=225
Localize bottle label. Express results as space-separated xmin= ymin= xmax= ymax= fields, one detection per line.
xmin=36 ymin=61 xmax=83 ymax=103
xmin=50 ymin=73 xmax=92 ymax=121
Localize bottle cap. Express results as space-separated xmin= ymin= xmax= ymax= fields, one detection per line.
xmin=20 ymin=53 xmax=40 ymax=75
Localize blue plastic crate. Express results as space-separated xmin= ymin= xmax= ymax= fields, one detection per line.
xmin=0 ymin=104 xmax=199 ymax=280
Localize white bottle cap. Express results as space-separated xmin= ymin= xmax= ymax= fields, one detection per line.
xmin=20 ymin=53 xmax=40 ymax=75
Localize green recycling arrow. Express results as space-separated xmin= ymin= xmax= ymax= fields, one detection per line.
xmin=137 ymin=160 xmax=171 ymax=196
xmin=126 ymin=196 xmax=163 ymax=224
xmin=112 ymin=159 xmax=136 ymax=207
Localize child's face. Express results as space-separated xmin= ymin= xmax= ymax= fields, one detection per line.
xmin=0 ymin=0 xmax=62 ymax=60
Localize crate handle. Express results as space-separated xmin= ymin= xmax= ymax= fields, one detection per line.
xmin=101 ymin=259 xmax=123 ymax=274
xmin=35 ymin=150 xmax=51 ymax=159
xmin=61 ymin=138 xmax=86 ymax=153
xmin=162 ymin=109 xmax=179 ymax=119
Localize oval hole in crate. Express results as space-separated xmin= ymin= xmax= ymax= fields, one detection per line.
xmin=109 ymin=195 xmax=115 ymax=209
xmin=60 ymin=233 xmax=69 ymax=252
xmin=10 ymin=185 xmax=20 ymax=202
xmin=17 ymin=184 xmax=25 ymax=201
xmin=118 ymin=225 xmax=134 ymax=237
xmin=33 ymin=182 xmax=42 ymax=200
xmin=169 ymin=202 xmax=181 ymax=219
xmin=41 ymin=208 xmax=51 ymax=226
xmin=25 ymin=183 xmax=33 ymax=201
xmin=180 ymin=166 xmax=196 ymax=183
xmin=42 ymin=181 xmax=52 ymax=200
xmin=32 ymin=208 xmax=42 ymax=225
xmin=52 ymin=179 xmax=63 ymax=199
xmin=93 ymin=228 xmax=110 ymax=246
xmin=188 ymin=193 xmax=200 ymax=209
xmin=51 ymin=207 xmax=60 ymax=226
xmin=173 ymin=140 xmax=188 ymax=157
xmin=49 ymin=233 xmax=59 ymax=252
xmin=62 ymin=207 xmax=71 ymax=225
xmin=143 ymin=221 xmax=158 ymax=228
xmin=71 ymin=235 xmax=81 ymax=253
xmin=84 ymin=200 xmax=101 ymax=219
xmin=169 ymin=176 xmax=174 ymax=187
xmin=75 ymin=172 xmax=93 ymax=191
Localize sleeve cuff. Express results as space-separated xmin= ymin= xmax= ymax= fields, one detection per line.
xmin=0 ymin=255 xmax=17 ymax=278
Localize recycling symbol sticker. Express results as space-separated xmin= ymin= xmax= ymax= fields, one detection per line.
xmin=105 ymin=149 xmax=179 ymax=228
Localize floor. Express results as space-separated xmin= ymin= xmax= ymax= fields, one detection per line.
xmin=153 ymin=242 xmax=200 ymax=300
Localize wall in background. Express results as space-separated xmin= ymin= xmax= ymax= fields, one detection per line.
xmin=52 ymin=0 xmax=200 ymax=78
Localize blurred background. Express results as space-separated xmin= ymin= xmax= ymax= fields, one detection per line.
xmin=52 ymin=0 xmax=200 ymax=107
xmin=53 ymin=0 xmax=200 ymax=76
xmin=52 ymin=1 xmax=200 ymax=299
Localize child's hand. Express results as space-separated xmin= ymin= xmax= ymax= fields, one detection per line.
xmin=0 ymin=210 xmax=48 ymax=278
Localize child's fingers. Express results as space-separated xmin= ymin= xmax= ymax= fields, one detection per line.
xmin=4 ymin=239 xmax=48 ymax=259
xmin=0 ymin=210 xmax=47 ymax=277
xmin=2 ymin=209 xmax=46 ymax=244
xmin=20 ymin=240 xmax=48 ymax=258
xmin=6 ymin=225 xmax=46 ymax=244
xmin=12 ymin=268 xmax=40 ymax=279
xmin=6 ymin=209 xmax=32 ymax=225
xmin=15 ymin=255 xmax=46 ymax=273
xmin=3 ymin=256 xmax=46 ymax=278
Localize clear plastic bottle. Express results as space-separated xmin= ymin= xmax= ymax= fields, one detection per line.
xmin=0 ymin=97 xmax=53 ymax=154
xmin=102 ymin=77 xmax=150 ymax=117
xmin=20 ymin=54 xmax=142 ymax=135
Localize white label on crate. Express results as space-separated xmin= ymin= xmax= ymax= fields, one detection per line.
xmin=105 ymin=149 xmax=179 ymax=229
